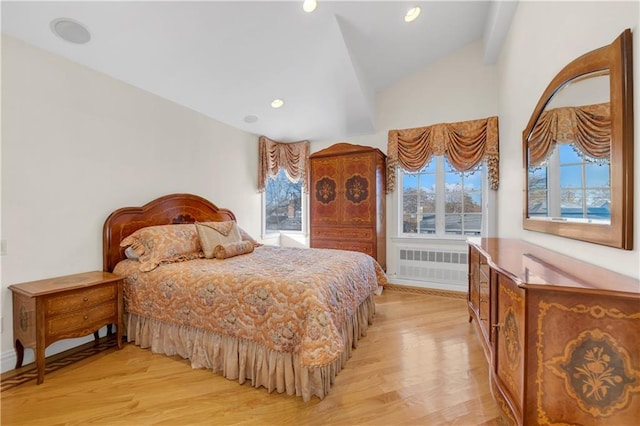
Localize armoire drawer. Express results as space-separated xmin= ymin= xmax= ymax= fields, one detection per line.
xmin=312 ymin=239 xmax=374 ymax=257
xmin=311 ymin=226 xmax=373 ymax=241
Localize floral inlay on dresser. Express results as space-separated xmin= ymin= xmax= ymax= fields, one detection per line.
xmin=550 ymin=327 xmax=637 ymax=416
xmin=503 ymin=309 xmax=521 ymax=370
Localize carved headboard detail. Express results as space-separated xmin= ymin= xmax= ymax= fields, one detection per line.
xmin=102 ymin=193 xmax=237 ymax=272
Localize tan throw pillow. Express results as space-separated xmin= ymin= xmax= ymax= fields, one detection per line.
xmin=214 ymin=241 xmax=255 ymax=259
xmin=120 ymin=224 xmax=202 ymax=272
xmin=195 ymin=221 xmax=242 ymax=259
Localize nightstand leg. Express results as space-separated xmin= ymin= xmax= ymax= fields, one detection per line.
xmin=36 ymin=344 xmax=45 ymax=385
xmin=14 ymin=340 xmax=24 ymax=369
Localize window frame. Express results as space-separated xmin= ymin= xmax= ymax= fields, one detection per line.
xmin=396 ymin=156 xmax=488 ymax=240
xmin=261 ymin=168 xmax=308 ymax=238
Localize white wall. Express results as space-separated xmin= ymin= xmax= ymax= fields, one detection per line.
xmin=312 ymin=39 xmax=499 ymax=283
xmin=0 ymin=36 xmax=261 ymax=371
xmin=497 ymin=1 xmax=640 ymax=278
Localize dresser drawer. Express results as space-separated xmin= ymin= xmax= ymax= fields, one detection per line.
xmin=45 ymin=285 xmax=116 ymax=315
xmin=311 ymin=226 xmax=373 ymax=241
xmin=47 ymin=302 xmax=117 ymax=337
xmin=312 ymin=239 xmax=374 ymax=256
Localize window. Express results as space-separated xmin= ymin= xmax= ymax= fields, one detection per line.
xmin=400 ymin=157 xmax=484 ymax=237
xmin=264 ymin=169 xmax=303 ymax=233
xmin=528 ymin=144 xmax=610 ymax=221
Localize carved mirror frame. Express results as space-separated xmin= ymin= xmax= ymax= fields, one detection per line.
xmin=522 ymin=29 xmax=634 ymax=249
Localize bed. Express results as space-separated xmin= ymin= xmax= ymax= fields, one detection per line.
xmin=103 ymin=193 xmax=387 ymax=401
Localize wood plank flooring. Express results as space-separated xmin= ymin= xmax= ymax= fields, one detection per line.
xmin=1 ymin=289 xmax=503 ymax=425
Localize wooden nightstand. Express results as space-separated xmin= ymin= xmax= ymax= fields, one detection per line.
xmin=9 ymin=271 xmax=124 ymax=384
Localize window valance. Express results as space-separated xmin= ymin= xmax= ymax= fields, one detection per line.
xmin=527 ymin=102 xmax=610 ymax=166
xmin=386 ymin=116 xmax=499 ymax=192
xmin=258 ymin=136 xmax=310 ymax=193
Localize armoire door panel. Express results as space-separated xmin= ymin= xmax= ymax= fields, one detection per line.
xmin=341 ymin=153 xmax=374 ymax=225
xmin=311 ymin=158 xmax=341 ymax=225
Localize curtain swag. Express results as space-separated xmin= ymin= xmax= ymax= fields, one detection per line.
xmin=527 ymin=102 xmax=610 ymax=166
xmin=386 ymin=116 xmax=499 ymax=192
xmin=258 ymin=136 xmax=310 ymax=193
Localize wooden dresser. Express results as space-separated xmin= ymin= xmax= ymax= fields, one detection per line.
xmin=467 ymin=238 xmax=640 ymax=425
xmin=309 ymin=143 xmax=386 ymax=269
xmin=9 ymin=271 xmax=124 ymax=384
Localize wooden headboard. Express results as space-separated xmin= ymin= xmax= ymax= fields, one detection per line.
xmin=102 ymin=193 xmax=237 ymax=272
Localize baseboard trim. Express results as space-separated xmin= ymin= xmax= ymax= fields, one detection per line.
xmin=1 ymin=336 xmax=120 ymax=392
xmin=384 ymin=283 xmax=467 ymax=299
xmin=1 ymin=327 xmax=108 ymax=374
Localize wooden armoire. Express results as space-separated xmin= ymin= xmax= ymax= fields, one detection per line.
xmin=309 ymin=143 xmax=386 ymax=269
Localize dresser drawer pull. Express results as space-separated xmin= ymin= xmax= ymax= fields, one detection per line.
xmin=83 ymin=315 xmax=88 ymax=320
xmin=83 ymin=297 xmax=89 ymax=302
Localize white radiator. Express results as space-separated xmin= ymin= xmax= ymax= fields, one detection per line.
xmin=396 ymin=247 xmax=469 ymax=286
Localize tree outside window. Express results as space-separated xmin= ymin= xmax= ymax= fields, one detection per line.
xmin=401 ymin=157 xmax=483 ymax=237
xmin=265 ymin=169 xmax=303 ymax=232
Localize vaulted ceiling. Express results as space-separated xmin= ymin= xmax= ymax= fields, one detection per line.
xmin=1 ymin=1 xmax=516 ymax=141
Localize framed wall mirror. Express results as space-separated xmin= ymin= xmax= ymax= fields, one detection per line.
xmin=522 ymin=29 xmax=634 ymax=249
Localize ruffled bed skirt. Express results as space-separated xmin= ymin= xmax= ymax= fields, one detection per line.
xmin=125 ymin=294 xmax=376 ymax=402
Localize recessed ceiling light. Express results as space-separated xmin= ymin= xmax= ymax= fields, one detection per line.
xmin=50 ymin=18 xmax=91 ymax=44
xmin=244 ymin=115 xmax=259 ymax=123
xmin=303 ymin=0 xmax=317 ymax=13
xmin=404 ymin=7 xmax=421 ymax=23
xmin=271 ymin=99 xmax=284 ymax=108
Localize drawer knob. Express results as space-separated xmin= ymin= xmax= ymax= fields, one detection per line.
xmin=83 ymin=315 xmax=88 ymax=320
xmin=83 ymin=297 xmax=89 ymax=302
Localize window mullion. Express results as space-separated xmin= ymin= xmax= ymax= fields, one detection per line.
xmin=435 ymin=157 xmax=445 ymax=236
xmin=548 ymin=149 xmax=561 ymax=217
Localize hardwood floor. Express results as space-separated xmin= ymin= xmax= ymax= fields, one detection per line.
xmin=1 ymin=289 xmax=503 ymax=425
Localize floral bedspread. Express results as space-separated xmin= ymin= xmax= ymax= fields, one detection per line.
xmin=114 ymin=246 xmax=387 ymax=367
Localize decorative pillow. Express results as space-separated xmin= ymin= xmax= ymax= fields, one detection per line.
xmin=195 ymin=221 xmax=242 ymax=259
xmin=213 ymin=241 xmax=255 ymax=259
xmin=238 ymin=226 xmax=263 ymax=247
xmin=120 ymin=224 xmax=202 ymax=272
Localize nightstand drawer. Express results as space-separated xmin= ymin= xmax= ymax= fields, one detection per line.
xmin=46 ymin=285 xmax=116 ymax=315
xmin=47 ymin=302 xmax=117 ymax=337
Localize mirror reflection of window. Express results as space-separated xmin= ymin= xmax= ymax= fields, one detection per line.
xmin=528 ymin=165 xmax=548 ymax=217
xmin=528 ymin=144 xmax=611 ymax=223
xmin=526 ymin=72 xmax=611 ymax=224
